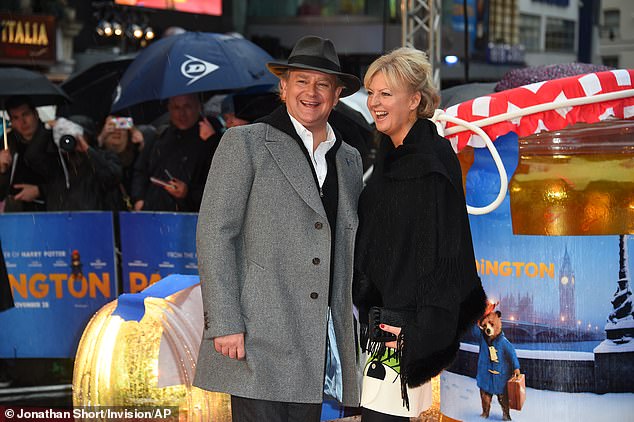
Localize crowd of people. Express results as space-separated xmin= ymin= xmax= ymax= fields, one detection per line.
xmin=0 ymin=92 xmax=242 ymax=213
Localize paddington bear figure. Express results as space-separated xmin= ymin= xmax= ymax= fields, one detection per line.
xmin=476 ymin=310 xmax=520 ymax=421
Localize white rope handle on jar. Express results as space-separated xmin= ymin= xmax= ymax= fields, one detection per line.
xmin=434 ymin=87 xmax=634 ymax=215
xmin=361 ymin=115 xmax=507 ymax=215
xmin=432 ymin=110 xmax=508 ymax=215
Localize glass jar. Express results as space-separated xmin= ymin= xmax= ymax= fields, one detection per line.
xmin=509 ymin=120 xmax=634 ymax=235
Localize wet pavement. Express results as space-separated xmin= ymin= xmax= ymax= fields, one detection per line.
xmin=190 ymin=376 xmax=441 ymax=421
xmin=0 ymin=373 xmax=441 ymax=421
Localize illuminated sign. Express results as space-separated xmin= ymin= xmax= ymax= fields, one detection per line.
xmin=0 ymin=13 xmax=56 ymax=65
xmin=115 ymin=0 xmax=222 ymax=16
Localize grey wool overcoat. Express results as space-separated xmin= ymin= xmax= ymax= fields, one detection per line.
xmin=193 ymin=107 xmax=363 ymax=406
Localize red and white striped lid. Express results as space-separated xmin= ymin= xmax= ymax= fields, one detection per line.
xmin=442 ymin=69 xmax=634 ymax=151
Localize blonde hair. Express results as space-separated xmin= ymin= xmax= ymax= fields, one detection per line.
xmin=364 ymin=47 xmax=439 ymax=118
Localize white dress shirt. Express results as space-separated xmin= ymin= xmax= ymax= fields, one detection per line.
xmin=288 ymin=113 xmax=336 ymax=188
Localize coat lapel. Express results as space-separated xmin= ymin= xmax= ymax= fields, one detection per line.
xmin=335 ymin=147 xmax=358 ymax=227
xmin=264 ymin=126 xmax=327 ymax=219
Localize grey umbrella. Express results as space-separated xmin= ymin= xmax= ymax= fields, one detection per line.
xmin=440 ymin=82 xmax=497 ymax=109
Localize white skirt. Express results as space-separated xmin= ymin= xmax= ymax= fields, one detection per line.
xmin=360 ymin=352 xmax=432 ymax=418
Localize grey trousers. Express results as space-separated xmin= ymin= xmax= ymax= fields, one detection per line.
xmin=230 ymin=395 xmax=322 ymax=422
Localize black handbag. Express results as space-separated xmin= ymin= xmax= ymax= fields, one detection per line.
xmin=368 ymin=306 xmax=415 ymax=342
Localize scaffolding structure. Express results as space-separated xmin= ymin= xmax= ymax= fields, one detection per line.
xmin=401 ymin=0 xmax=442 ymax=88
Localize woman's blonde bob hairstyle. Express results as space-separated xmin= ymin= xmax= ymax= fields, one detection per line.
xmin=364 ymin=47 xmax=440 ymax=119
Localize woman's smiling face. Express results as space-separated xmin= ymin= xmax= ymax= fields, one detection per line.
xmin=366 ymin=72 xmax=420 ymax=146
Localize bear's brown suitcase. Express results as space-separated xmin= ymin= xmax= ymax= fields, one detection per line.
xmin=507 ymin=373 xmax=526 ymax=410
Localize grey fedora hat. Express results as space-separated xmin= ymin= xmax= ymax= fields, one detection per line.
xmin=267 ymin=35 xmax=361 ymax=97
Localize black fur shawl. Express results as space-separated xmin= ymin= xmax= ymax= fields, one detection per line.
xmin=354 ymin=118 xmax=487 ymax=390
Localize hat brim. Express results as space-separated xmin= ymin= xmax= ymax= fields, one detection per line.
xmin=267 ymin=61 xmax=361 ymax=98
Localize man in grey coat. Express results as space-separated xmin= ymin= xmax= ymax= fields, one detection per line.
xmin=194 ymin=36 xmax=363 ymax=421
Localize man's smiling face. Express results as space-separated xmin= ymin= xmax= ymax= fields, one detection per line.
xmin=280 ymin=69 xmax=342 ymax=134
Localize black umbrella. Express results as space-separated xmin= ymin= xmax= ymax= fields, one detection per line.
xmin=330 ymin=101 xmax=375 ymax=171
xmin=0 ymin=67 xmax=70 ymax=149
xmin=0 ymin=67 xmax=70 ymax=107
xmin=59 ymin=56 xmax=134 ymax=124
xmin=334 ymin=101 xmax=374 ymax=133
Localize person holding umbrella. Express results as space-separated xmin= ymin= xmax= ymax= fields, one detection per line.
xmin=130 ymin=93 xmax=221 ymax=212
xmin=0 ymin=96 xmax=52 ymax=212
xmin=193 ymin=35 xmax=363 ymax=421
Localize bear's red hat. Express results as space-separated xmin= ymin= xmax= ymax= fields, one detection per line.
xmin=483 ymin=300 xmax=499 ymax=317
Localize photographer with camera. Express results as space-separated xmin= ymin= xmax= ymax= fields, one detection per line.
xmin=0 ymin=96 xmax=52 ymax=212
xmin=42 ymin=115 xmax=123 ymax=211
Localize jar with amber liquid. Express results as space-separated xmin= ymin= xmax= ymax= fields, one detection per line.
xmin=509 ymin=120 xmax=634 ymax=235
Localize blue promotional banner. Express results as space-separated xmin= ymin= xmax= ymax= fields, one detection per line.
xmin=441 ymin=135 xmax=634 ymax=421
xmin=119 ymin=212 xmax=198 ymax=293
xmin=0 ymin=212 xmax=117 ymax=358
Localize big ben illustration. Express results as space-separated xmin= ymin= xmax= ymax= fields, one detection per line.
xmin=559 ymin=247 xmax=576 ymax=325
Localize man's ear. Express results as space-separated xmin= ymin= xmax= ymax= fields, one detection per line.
xmin=279 ymin=79 xmax=287 ymax=102
xmin=333 ymin=86 xmax=344 ymax=107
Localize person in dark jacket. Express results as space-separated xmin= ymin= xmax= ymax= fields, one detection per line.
xmin=353 ymin=47 xmax=487 ymax=421
xmin=131 ymin=94 xmax=220 ymax=212
xmin=97 ymin=116 xmax=156 ymax=210
xmin=41 ymin=115 xmax=123 ymax=211
xmin=0 ymin=96 xmax=51 ymax=212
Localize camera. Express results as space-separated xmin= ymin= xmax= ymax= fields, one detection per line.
xmin=58 ymin=134 xmax=76 ymax=152
xmin=53 ymin=118 xmax=84 ymax=152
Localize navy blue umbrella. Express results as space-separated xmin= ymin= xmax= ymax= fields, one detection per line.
xmin=111 ymin=32 xmax=277 ymax=118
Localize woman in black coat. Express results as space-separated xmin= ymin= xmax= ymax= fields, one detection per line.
xmin=354 ymin=47 xmax=487 ymax=421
